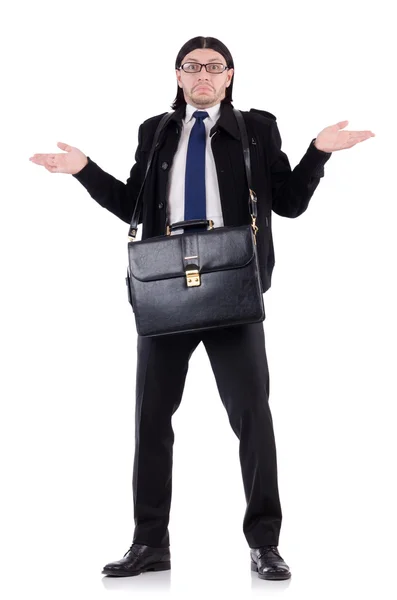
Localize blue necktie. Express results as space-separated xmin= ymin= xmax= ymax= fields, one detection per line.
xmin=184 ymin=110 xmax=209 ymax=224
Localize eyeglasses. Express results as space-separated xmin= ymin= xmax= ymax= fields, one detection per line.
xmin=179 ymin=62 xmax=229 ymax=74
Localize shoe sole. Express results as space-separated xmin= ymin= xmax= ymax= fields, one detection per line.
xmin=102 ymin=560 xmax=171 ymax=577
xmin=251 ymin=560 xmax=291 ymax=580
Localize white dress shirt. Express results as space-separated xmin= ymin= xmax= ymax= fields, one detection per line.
xmin=166 ymin=102 xmax=224 ymax=235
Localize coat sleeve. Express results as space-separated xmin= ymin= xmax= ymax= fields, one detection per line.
xmin=269 ymin=120 xmax=332 ymax=218
xmin=71 ymin=124 xmax=145 ymax=225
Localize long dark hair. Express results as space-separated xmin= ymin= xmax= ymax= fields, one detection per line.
xmin=171 ymin=36 xmax=235 ymax=110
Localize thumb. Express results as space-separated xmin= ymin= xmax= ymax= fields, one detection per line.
xmin=57 ymin=141 xmax=73 ymax=152
xmin=336 ymin=120 xmax=349 ymax=129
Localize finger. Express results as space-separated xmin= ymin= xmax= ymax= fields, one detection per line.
xmin=348 ymin=130 xmax=375 ymax=137
xmin=336 ymin=120 xmax=349 ymax=129
xmin=354 ymin=135 xmax=375 ymax=144
xmin=29 ymin=155 xmax=50 ymax=165
xmin=340 ymin=135 xmax=372 ymax=149
xmin=29 ymin=154 xmax=49 ymax=160
xmin=29 ymin=153 xmax=56 ymax=163
xmin=57 ymin=142 xmax=72 ymax=152
xmin=44 ymin=161 xmax=59 ymax=173
xmin=31 ymin=155 xmax=58 ymax=169
xmin=348 ymin=132 xmax=374 ymax=142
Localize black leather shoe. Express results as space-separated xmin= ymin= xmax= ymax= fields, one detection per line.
xmin=250 ymin=545 xmax=291 ymax=580
xmin=102 ymin=543 xmax=171 ymax=577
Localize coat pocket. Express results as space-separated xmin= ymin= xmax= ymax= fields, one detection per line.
xmin=125 ymin=268 xmax=134 ymax=309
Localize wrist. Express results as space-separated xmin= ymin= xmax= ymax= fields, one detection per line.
xmin=313 ymin=138 xmax=332 ymax=154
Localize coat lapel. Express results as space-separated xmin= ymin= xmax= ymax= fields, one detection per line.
xmin=153 ymin=101 xmax=248 ymax=231
xmin=167 ymin=100 xmax=240 ymax=139
xmin=209 ymin=101 xmax=240 ymax=140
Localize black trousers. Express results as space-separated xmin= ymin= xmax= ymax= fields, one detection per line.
xmin=131 ymin=321 xmax=282 ymax=549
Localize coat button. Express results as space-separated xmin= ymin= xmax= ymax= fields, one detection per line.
xmin=161 ymin=161 xmax=169 ymax=170
xmin=158 ymin=202 xmax=164 ymax=209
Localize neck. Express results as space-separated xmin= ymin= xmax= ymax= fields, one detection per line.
xmin=190 ymin=100 xmax=221 ymax=110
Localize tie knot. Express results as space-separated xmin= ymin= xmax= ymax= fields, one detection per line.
xmin=193 ymin=110 xmax=209 ymax=121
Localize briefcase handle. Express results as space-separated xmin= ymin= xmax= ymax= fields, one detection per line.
xmin=166 ymin=219 xmax=214 ymax=235
xmin=127 ymin=109 xmax=258 ymax=241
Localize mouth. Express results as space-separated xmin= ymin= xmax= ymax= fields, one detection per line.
xmin=195 ymin=85 xmax=212 ymax=91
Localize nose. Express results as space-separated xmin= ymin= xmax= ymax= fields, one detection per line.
xmin=196 ymin=76 xmax=212 ymax=87
xmin=198 ymin=68 xmax=211 ymax=80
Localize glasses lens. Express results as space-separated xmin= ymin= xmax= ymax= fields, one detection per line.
xmin=183 ymin=63 xmax=201 ymax=72
xmin=207 ymin=63 xmax=225 ymax=73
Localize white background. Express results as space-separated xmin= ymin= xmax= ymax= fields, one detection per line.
xmin=1 ymin=0 xmax=396 ymax=598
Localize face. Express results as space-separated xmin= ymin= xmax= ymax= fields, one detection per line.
xmin=176 ymin=48 xmax=234 ymax=109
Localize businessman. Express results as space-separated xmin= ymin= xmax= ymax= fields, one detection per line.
xmin=29 ymin=36 xmax=375 ymax=580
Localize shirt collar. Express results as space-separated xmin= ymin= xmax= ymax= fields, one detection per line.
xmin=184 ymin=102 xmax=221 ymax=125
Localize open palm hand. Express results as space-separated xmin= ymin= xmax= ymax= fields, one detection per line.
xmin=314 ymin=120 xmax=375 ymax=152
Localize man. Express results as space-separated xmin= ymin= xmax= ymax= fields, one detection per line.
xmin=29 ymin=36 xmax=375 ymax=581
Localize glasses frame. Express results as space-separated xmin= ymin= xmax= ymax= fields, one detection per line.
xmin=179 ymin=62 xmax=230 ymax=74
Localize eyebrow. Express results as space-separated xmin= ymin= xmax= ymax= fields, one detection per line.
xmin=184 ymin=57 xmax=224 ymax=63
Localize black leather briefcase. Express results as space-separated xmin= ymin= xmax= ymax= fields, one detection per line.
xmin=125 ymin=109 xmax=265 ymax=337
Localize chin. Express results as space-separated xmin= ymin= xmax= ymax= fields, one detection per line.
xmin=193 ymin=93 xmax=213 ymax=102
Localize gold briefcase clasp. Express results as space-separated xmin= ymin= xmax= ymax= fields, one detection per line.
xmin=185 ymin=269 xmax=201 ymax=287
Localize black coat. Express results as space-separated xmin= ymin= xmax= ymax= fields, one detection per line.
xmin=73 ymin=101 xmax=332 ymax=293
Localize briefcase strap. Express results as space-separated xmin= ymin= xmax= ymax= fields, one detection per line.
xmin=233 ymin=109 xmax=258 ymax=229
xmin=128 ymin=111 xmax=173 ymax=240
xmin=127 ymin=108 xmax=258 ymax=241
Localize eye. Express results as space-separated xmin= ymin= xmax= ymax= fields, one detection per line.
xmin=209 ymin=64 xmax=224 ymax=72
xmin=183 ymin=63 xmax=200 ymax=72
